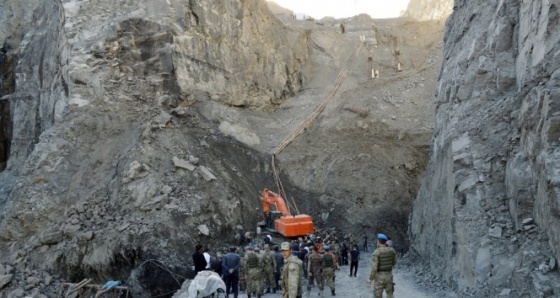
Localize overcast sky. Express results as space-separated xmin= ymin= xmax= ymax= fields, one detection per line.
xmin=268 ymin=0 xmax=411 ymax=19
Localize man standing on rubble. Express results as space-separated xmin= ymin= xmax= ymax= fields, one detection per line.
xmin=367 ymin=234 xmax=397 ymax=298
xmin=223 ymin=246 xmax=241 ymax=298
xmin=280 ymin=242 xmax=303 ymax=298
xmin=262 ymin=244 xmax=277 ymax=294
xmin=245 ymin=246 xmax=263 ymax=298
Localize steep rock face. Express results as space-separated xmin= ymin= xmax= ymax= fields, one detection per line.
xmin=62 ymin=0 xmax=308 ymax=108
xmin=0 ymin=0 xmax=69 ymax=174
xmin=410 ymin=0 xmax=560 ymax=296
xmin=404 ymin=0 xmax=453 ymax=21
xmin=0 ymin=0 xmax=309 ymax=296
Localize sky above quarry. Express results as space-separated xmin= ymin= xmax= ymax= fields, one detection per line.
xmin=268 ymin=0 xmax=411 ymax=19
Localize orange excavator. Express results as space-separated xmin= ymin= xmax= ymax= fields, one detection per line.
xmin=261 ymin=188 xmax=314 ymax=237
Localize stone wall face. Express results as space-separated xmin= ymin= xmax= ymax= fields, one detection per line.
xmin=404 ymin=0 xmax=453 ymax=21
xmin=0 ymin=1 xmax=309 ymax=294
xmin=410 ymin=0 xmax=560 ymax=296
xmin=1 ymin=0 xmax=69 ymax=172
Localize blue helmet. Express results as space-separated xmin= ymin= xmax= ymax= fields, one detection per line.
xmin=377 ymin=234 xmax=388 ymax=241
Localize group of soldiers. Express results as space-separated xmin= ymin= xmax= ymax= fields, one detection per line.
xmin=197 ymin=231 xmax=397 ymax=298
xmin=275 ymin=233 xmax=396 ymax=298
xmin=241 ymin=244 xmax=279 ymax=298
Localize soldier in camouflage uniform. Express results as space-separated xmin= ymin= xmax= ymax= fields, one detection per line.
xmin=245 ymin=246 xmax=263 ymax=298
xmin=322 ymin=246 xmax=338 ymax=296
xmin=262 ymin=244 xmax=277 ymax=293
xmin=331 ymin=240 xmax=340 ymax=269
xmin=306 ymin=246 xmax=324 ymax=296
xmin=280 ymin=242 xmax=303 ymax=298
xmin=367 ymin=234 xmax=397 ymax=298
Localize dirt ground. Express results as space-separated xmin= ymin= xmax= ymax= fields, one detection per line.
xmin=224 ymin=250 xmax=455 ymax=298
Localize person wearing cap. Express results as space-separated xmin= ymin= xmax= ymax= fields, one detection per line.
xmin=280 ymin=242 xmax=303 ymax=298
xmin=323 ymin=245 xmax=338 ymax=296
xmin=223 ymin=246 xmax=241 ymax=298
xmin=244 ymin=246 xmax=263 ymax=298
xmin=262 ymin=244 xmax=277 ymax=294
xmin=367 ymin=234 xmax=397 ymax=298
xmin=306 ymin=245 xmax=325 ymax=296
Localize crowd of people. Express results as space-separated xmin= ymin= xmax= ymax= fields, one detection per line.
xmin=192 ymin=230 xmax=397 ymax=298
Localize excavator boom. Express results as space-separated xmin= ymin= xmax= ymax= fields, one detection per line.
xmin=261 ymin=188 xmax=314 ymax=237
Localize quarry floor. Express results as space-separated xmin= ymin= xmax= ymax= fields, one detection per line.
xmin=228 ymin=253 xmax=455 ymax=298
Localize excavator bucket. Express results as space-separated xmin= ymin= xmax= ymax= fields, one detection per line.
xmin=275 ymin=214 xmax=314 ymax=237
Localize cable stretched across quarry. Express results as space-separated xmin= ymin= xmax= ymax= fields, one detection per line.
xmin=270 ymin=43 xmax=365 ymax=210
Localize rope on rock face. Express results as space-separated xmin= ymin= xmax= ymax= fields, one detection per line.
xmin=271 ymin=43 xmax=365 ymax=213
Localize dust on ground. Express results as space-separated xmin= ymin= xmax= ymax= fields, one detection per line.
xmin=224 ymin=249 xmax=455 ymax=298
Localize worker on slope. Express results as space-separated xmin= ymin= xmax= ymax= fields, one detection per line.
xmin=322 ymin=245 xmax=338 ymax=296
xmin=245 ymin=246 xmax=263 ymax=298
xmin=306 ymin=246 xmax=325 ymax=296
xmin=280 ymin=242 xmax=303 ymax=298
xmin=262 ymin=244 xmax=277 ymax=293
xmin=367 ymin=233 xmax=397 ymax=298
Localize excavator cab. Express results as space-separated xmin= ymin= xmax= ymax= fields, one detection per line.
xmin=261 ymin=188 xmax=314 ymax=237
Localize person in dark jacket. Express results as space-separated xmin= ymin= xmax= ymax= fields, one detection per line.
xmin=223 ymin=246 xmax=241 ymax=298
xmin=192 ymin=244 xmax=207 ymax=274
xmin=273 ymin=245 xmax=284 ymax=293
xmin=349 ymin=245 xmax=360 ymax=277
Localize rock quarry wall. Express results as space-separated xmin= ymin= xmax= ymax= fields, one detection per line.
xmin=404 ymin=0 xmax=453 ymax=21
xmin=410 ymin=0 xmax=560 ymax=296
xmin=0 ymin=0 xmax=309 ymax=296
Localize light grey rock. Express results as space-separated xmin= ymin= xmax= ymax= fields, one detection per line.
xmin=188 ymin=155 xmax=199 ymax=165
xmin=125 ymin=161 xmax=150 ymax=181
xmin=550 ymin=258 xmax=557 ymax=271
xmin=161 ymin=185 xmax=172 ymax=195
xmin=198 ymin=166 xmax=217 ymax=182
xmin=0 ymin=274 xmax=12 ymax=289
xmin=8 ymin=286 xmax=24 ymax=298
xmin=63 ymin=224 xmax=81 ymax=236
xmin=117 ymin=223 xmax=130 ymax=232
xmin=40 ymin=232 xmax=62 ymax=245
xmin=403 ymin=0 xmax=454 ymax=21
xmin=522 ymin=218 xmax=534 ymax=226
xmin=26 ymin=276 xmax=41 ymax=287
xmin=172 ymin=157 xmax=195 ymax=171
xmin=44 ymin=275 xmax=52 ymax=286
xmin=78 ymin=231 xmax=94 ymax=242
xmin=153 ymin=112 xmax=172 ymax=128
xmin=489 ymin=226 xmax=503 ymax=238
xmin=197 ymin=224 xmax=210 ymax=236
xmin=0 ymin=264 xmax=5 ymax=275
xmin=499 ymin=288 xmax=511 ymax=296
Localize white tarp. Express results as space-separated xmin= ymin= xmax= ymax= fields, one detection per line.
xmin=173 ymin=271 xmax=226 ymax=298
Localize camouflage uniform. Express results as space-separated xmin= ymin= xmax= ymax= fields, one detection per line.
xmin=306 ymin=251 xmax=324 ymax=293
xmin=281 ymin=255 xmax=303 ymax=298
xmin=245 ymin=251 xmax=263 ymax=297
xmin=262 ymin=249 xmax=277 ymax=292
xmin=322 ymin=253 xmax=337 ymax=294
xmin=332 ymin=243 xmax=340 ymax=266
xmin=369 ymin=246 xmax=397 ymax=298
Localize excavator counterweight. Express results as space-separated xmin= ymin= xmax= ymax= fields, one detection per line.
xmin=262 ymin=188 xmax=314 ymax=237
